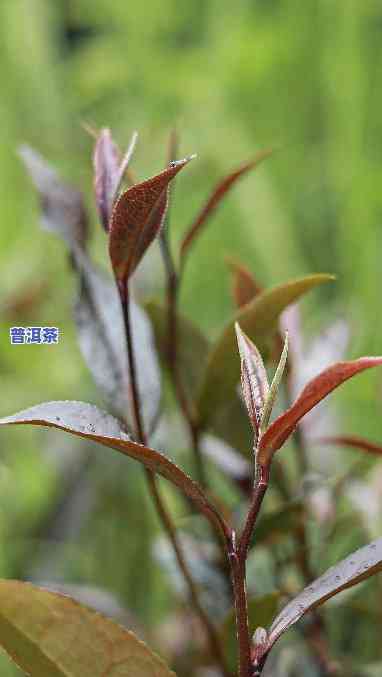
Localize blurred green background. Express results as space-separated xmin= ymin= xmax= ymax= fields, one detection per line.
xmin=1 ymin=1 xmax=382 ymax=674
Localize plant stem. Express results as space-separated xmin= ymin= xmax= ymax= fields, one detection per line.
xmin=284 ymin=364 xmax=339 ymax=676
xmin=226 ymin=462 xmax=271 ymax=677
xmin=239 ymin=463 xmax=270 ymax=561
xmin=228 ymin=531 xmax=252 ymax=677
xmin=118 ymin=280 xmax=230 ymax=677
xmin=161 ymin=239 xmax=208 ymax=487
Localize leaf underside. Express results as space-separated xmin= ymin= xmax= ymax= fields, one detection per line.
xmin=0 ymin=401 xmax=228 ymax=539
xmin=266 ymin=537 xmax=382 ymax=651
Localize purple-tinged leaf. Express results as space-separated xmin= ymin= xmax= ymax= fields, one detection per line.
xmin=94 ymin=129 xmax=138 ymax=231
xmin=0 ymin=579 xmax=176 ymax=676
xmin=227 ymin=258 xmax=263 ymax=308
xmin=0 ymin=401 xmax=229 ymax=540
xmin=258 ymin=357 xmax=382 ymax=464
xmin=264 ymin=537 xmax=382 ymax=654
xmin=235 ymin=323 xmax=269 ymax=441
xmin=197 ymin=274 xmax=334 ymax=427
xmin=93 ymin=128 xmax=119 ymax=230
xmin=19 ymin=145 xmax=88 ymax=250
xmin=180 ymin=150 xmax=272 ymax=263
xmin=73 ymin=250 xmax=161 ymax=431
xmin=317 ymin=435 xmax=382 ymax=457
xmin=109 ymin=157 xmax=195 ymax=283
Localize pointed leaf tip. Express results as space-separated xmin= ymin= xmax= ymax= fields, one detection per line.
xmin=197 ymin=273 xmax=334 ymax=426
xmin=258 ymin=355 xmax=382 ymax=463
xmin=266 ymin=537 xmax=382 ymax=652
xmin=180 ymin=150 xmax=272 ymax=263
xmin=260 ymin=332 xmax=288 ymax=435
xmin=109 ymin=156 xmax=193 ymax=282
xmin=235 ymin=322 xmax=269 ymax=443
xmin=94 ymin=128 xmax=138 ymax=231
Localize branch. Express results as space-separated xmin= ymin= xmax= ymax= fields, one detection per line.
xmin=118 ymin=280 xmax=231 ymax=677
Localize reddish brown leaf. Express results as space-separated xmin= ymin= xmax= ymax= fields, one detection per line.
xmin=258 ymin=357 xmax=382 ymax=464
xmin=0 ymin=401 xmax=229 ymax=540
xmin=235 ymin=323 xmax=269 ymax=441
xmin=227 ymin=258 xmax=263 ymax=308
xmin=317 ymin=435 xmax=382 ymax=456
xmin=265 ymin=537 xmax=382 ymax=653
xmin=109 ymin=157 xmax=194 ymax=283
xmin=179 ymin=150 xmax=272 ymax=263
xmin=94 ymin=129 xmax=138 ymax=231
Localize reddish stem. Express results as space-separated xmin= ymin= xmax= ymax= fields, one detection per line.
xmin=118 ymin=278 xmax=230 ymax=677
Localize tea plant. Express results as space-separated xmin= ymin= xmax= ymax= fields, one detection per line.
xmin=0 ymin=128 xmax=382 ymax=677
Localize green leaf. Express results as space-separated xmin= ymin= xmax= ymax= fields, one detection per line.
xmin=0 ymin=579 xmax=176 ymax=676
xmin=144 ymin=300 xmax=209 ymax=400
xmin=260 ymin=332 xmax=288 ymax=435
xmin=220 ymin=592 xmax=281 ymax=672
xmin=197 ymin=274 xmax=334 ymax=426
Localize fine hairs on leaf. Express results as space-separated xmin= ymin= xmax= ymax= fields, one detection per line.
xmin=260 ymin=332 xmax=288 ymax=434
xmin=93 ymin=128 xmax=138 ymax=231
xmin=109 ymin=155 xmax=195 ymax=283
xmin=235 ymin=322 xmax=269 ymax=441
xmin=2 ymin=129 xmax=382 ymax=677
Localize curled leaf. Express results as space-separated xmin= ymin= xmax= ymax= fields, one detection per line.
xmin=0 ymin=401 xmax=229 ymax=540
xmin=235 ymin=322 xmax=269 ymax=441
xmin=0 ymin=579 xmax=176 ymax=676
xmin=19 ymin=145 xmax=88 ymax=249
xmin=258 ymin=357 xmax=382 ymax=464
xmin=109 ymin=156 xmax=195 ymax=283
xmin=197 ymin=274 xmax=334 ymax=427
xmin=260 ymin=332 xmax=288 ymax=435
xmin=180 ymin=150 xmax=272 ymax=264
xmin=265 ymin=537 xmax=382 ymax=654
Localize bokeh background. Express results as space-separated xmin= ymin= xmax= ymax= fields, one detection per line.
xmin=1 ymin=1 xmax=382 ymax=674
